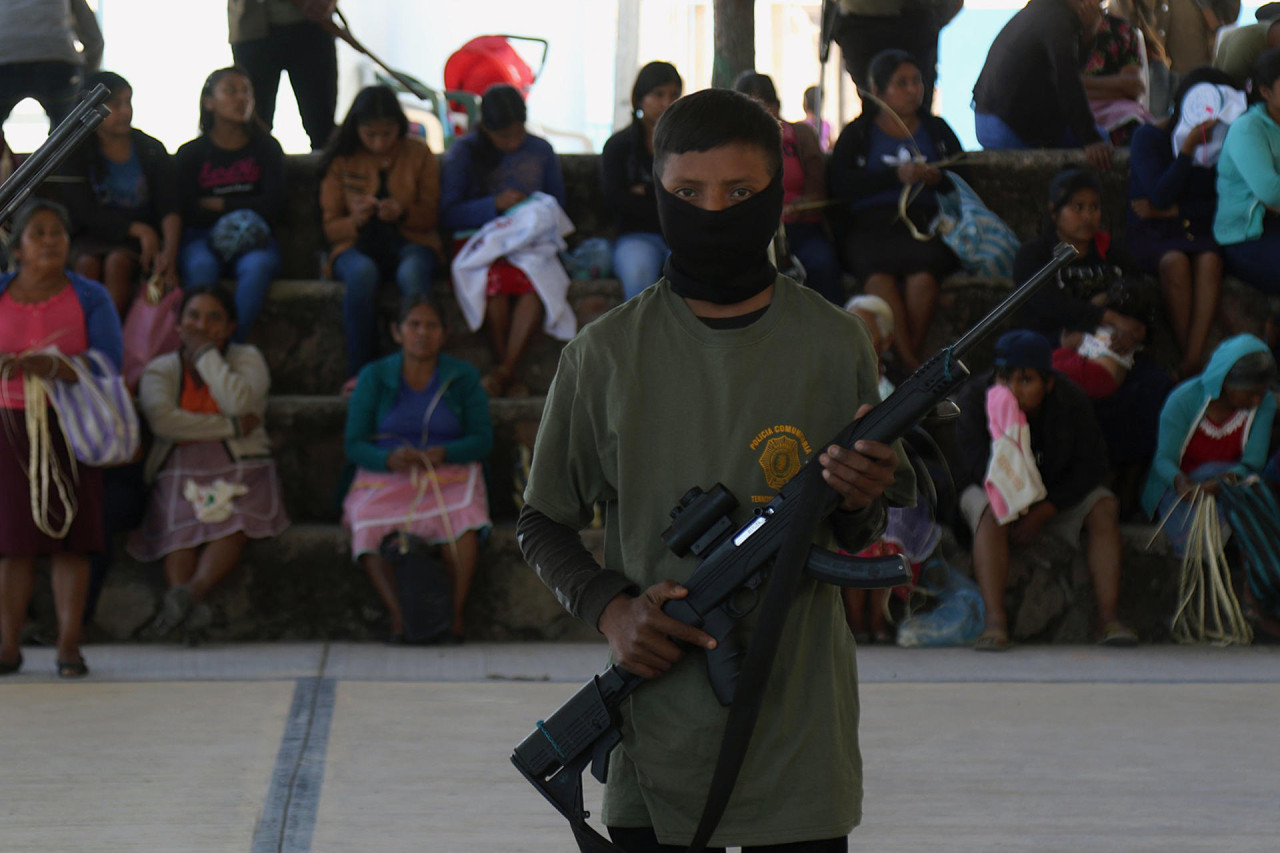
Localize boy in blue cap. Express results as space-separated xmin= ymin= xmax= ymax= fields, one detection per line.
xmin=954 ymin=329 xmax=1135 ymax=651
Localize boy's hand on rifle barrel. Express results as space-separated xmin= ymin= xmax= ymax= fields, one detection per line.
xmin=819 ymin=404 xmax=897 ymax=512
xmin=598 ymin=580 xmax=717 ymax=680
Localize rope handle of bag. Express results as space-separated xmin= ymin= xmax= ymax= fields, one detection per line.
xmin=853 ymin=88 xmax=968 ymax=242
xmin=377 ymin=376 xmax=464 ymax=569
xmin=0 ymin=340 xmax=100 ymax=540
xmin=1149 ymin=485 xmax=1253 ymax=645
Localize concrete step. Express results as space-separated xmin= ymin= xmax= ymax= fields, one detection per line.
xmin=247 ymin=277 xmax=622 ymax=396
xmin=264 ymin=394 xmax=545 ymax=524
xmin=87 ymin=522 xmax=604 ymax=645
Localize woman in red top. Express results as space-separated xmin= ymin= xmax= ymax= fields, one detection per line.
xmin=0 ymin=200 xmax=124 ymax=679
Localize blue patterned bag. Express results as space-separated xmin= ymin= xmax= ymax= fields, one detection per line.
xmin=928 ymin=171 xmax=1019 ymax=278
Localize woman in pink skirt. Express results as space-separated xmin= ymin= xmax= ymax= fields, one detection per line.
xmin=0 ymin=199 xmax=123 ymax=679
xmin=342 ymin=293 xmax=493 ymax=643
xmin=129 ymin=284 xmax=288 ymax=638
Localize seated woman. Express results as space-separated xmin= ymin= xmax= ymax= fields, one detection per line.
xmin=1142 ymin=336 xmax=1279 ymax=637
xmin=1129 ymin=68 xmax=1239 ymax=378
xmin=1214 ymin=48 xmax=1280 ymax=296
xmin=441 ymin=84 xmax=569 ymax=396
xmin=129 ymin=285 xmax=289 ymax=640
xmin=342 ymin=294 xmax=493 ymax=644
xmin=0 ymin=200 xmax=123 ymax=678
xmin=734 ymin=71 xmax=844 ymax=305
xmin=174 ymin=66 xmax=285 ymax=341
xmin=320 ymin=85 xmax=443 ymax=384
xmin=600 ymin=61 xmax=681 ymax=301
xmin=830 ymin=49 xmax=964 ymax=371
xmin=61 ymin=71 xmax=181 ymax=315
xmin=1082 ymin=12 xmax=1156 ymax=146
xmin=1013 ymin=168 xmax=1143 ymax=346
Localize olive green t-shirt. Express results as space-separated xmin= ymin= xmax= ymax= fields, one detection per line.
xmin=523 ymin=277 xmax=914 ymax=847
xmin=1214 ymin=22 xmax=1276 ymax=88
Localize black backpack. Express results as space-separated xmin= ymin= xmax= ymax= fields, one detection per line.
xmin=379 ymin=531 xmax=453 ymax=644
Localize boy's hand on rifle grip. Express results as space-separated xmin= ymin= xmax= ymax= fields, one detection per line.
xmin=598 ymin=580 xmax=717 ymax=680
xmin=819 ymin=404 xmax=896 ymax=512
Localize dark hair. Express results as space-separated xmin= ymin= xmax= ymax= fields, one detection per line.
xmin=6 ymin=198 xmax=71 ymax=252
xmin=471 ymin=84 xmax=528 ymax=187
xmin=631 ymin=61 xmax=682 ymax=113
xmin=180 ymin=284 xmax=239 ymax=324
xmin=321 ymin=85 xmax=409 ymax=173
xmin=1223 ymin=350 xmax=1278 ymax=389
xmin=198 ymin=66 xmax=261 ymax=135
xmin=1252 ymin=47 xmax=1280 ymax=98
xmin=995 ymin=364 xmax=1052 ymax=384
xmin=88 ymin=70 xmax=131 ymax=97
xmin=863 ymin=49 xmax=920 ymax=120
xmin=1258 ymin=2 xmax=1280 ymax=20
xmin=803 ymin=85 xmax=819 ymax=114
xmin=1048 ymin=168 xmax=1103 ymax=213
xmin=397 ymin=291 xmax=447 ymax=327
xmin=732 ymin=71 xmax=780 ymax=108
xmin=653 ymin=88 xmax=782 ymax=179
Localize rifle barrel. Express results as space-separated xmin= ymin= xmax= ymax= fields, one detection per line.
xmin=949 ymin=242 xmax=1078 ymax=359
xmin=0 ymin=84 xmax=111 ymax=225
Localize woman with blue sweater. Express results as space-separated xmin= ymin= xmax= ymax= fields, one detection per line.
xmin=441 ymin=84 xmax=567 ymax=396
xmin=342 ymin=294 xmax=493 ymax=643
xmin=1143 ymin=335 xmax=1277 ymax=554
xmin=1214 ymin=49 xmax=1280 ymax=294
xmin=0 ymin=200 xmax=123 ymax=679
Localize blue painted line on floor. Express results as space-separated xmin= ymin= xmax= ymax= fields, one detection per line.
xmin=252 ymin=677 xmax=338 ymax=853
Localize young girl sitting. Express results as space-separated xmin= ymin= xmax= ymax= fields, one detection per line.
xmin=174 ymin=66 xmax=285 ymax=341
xmin=441 ymin=84 xmax=569 ymax=396
xmin=62 ymin=71 xmax=181 ymax=315
xmin=320 ymin=85 xmax=442 ymax=383
xmin=130 ymin=285 xmax=289 ymax=640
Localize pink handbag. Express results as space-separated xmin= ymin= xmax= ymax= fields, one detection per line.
xmin=122 ymin=279 xmax=181 ymax=394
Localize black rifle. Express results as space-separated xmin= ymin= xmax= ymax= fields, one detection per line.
xmin=0 ymin=84 xmax=111 ymax=225
xmin=511 ymin=242 xmax=1079 ymax=846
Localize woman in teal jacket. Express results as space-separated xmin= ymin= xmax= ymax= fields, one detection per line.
xmin=342 ymin=293 xmax=493 ymax=643
xmin=1143 ymin=334 xmax=1277 ymax=555
xmin=1214 ymin=49 xmax=1280 ymax=294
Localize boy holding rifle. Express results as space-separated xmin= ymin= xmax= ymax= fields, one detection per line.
xmin=518 ymin=88 xmax=914 ymax=852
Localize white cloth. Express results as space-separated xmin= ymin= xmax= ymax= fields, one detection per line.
xmin=450 ymin=192 xmax=577 ymax=341
xmin=983 ymin=384 xmax=1048 ymax=525
xmin=1171 ymin=83 xmax=1247 ymax=167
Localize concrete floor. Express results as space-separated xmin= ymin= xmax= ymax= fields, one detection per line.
xmin=1 ymin=642 xmax=1277 ymax=852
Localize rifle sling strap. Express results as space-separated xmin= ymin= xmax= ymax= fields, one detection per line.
xmin=687 ymin=476 xmax=826 ymax=853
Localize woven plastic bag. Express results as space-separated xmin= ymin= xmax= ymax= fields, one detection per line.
xmin=45 ymin=349 xmax=140 ymax=467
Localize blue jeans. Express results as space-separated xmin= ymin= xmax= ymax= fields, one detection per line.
xmin=1223 ymin=218 xmax=1280 ymax=296
xmin=974 ymin=112 xmax=1105 ymax=150
xmin=613 ymin=232 xmax=668 ymax=300
xmin=334 ymin=243 xmax=437 ymax=376
xmin=180 ymin=228 xmax=282 ymax=342
xmin=786 ymin=221 xmax=844 ymax=304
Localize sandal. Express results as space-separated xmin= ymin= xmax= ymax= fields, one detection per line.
xmin=0 ymin=652 xmax=23 ymax=676
xmin=1096 ymin=621 xmax=1139 ymax=648
xmin=974 ymin=628 xmax=1011 ymax=652
xmin=56 ymin=657 xmax=89 ymax=679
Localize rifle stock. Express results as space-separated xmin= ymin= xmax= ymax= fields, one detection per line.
xmin=512 ymin=242 xmax=1080 ymax=842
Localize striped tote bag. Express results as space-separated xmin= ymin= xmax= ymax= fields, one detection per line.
xmin=45 ymin=349 xmax=140 ymax=467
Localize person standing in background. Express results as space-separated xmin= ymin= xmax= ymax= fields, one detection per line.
xmin=227 ymin=0 xmax=337 ymax=151
xmin=0 ymin=0 xmax=102 ymax=128
xmin=829 ymin=0 xmax=964 ymax=109
xmin=1112 ymin=0 xmax=1241 ymax=115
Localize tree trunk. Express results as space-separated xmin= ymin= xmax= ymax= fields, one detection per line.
xmin=712 ymin=0 xmax=755 ymax=89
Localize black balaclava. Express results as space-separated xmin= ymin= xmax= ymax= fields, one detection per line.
xmin=655 ymin=166 xmax=784 ymax=304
